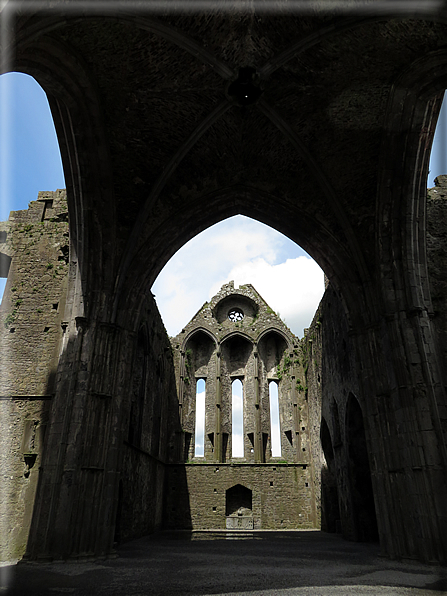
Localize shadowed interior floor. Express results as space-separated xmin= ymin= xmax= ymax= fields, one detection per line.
xmin=2 ymin=531 xmax=447 ymax=596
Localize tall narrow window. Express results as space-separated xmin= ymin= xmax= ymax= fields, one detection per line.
xmin=269 ymin=381 xmax=281 ymax=457
xmin=194 ymin=379 xmax=206 ymax=457
xmin=232 ymin=379 xmax=244 ymax=457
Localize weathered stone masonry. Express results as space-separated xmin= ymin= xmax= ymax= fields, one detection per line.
xmin=0 ymin=192 xmax=179 ymax=560
xmin=2 ymin=174 xmax=447 ymax=562
xmin=6 ymin=5 xmax=447 ymax=565
xmin=166 ymin=281 xmax=317 ymax=531
xmin=303 ymin=175 xmax=447 ymax=551
xmin=2 ymin=175 xmax=447 ymax=560
xmin=0 ymin=190 xmax=69 ymax=560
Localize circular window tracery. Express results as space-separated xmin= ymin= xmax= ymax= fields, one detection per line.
xmin=228 ymin=308 xmax=244 ymax=322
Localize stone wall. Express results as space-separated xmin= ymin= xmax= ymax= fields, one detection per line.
xmin=170 ymin=281 xmax=309 ymax=464
xmin=303 ymin=285 xmax=372 ymax=541
xmin=0 ymin=193 xmax=179 ymax=559
xmin=117 ymin=298 xmax=179 ymax=543
xmin=12 ymin=8 xmax=447 ymax=565
xmin=299 ymin=175 xmax=447 ymax=546
xmin=427 ymin=175 xmax=447 ymax=389
xmin=167 ymin=282 xmax=317 ymax=531
xmin=0 ymin=191 xmax=69 ymax=561
xmin=2 ymin=176 xmax=447 ymax=560
xmin=165 ymin=463 xmax=315 ymax=530
xmin=0 ymin=190 xmax=69 ymax=395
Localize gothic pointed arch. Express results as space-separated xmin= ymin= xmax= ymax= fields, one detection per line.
xmin=320 ymin=417 xmax=340 ymax=534
xmin=345 ymin=394 xmax=378 ymax=542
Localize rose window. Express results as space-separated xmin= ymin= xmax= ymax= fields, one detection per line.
xmin=228 ymin=308 xmax=244 ymax=322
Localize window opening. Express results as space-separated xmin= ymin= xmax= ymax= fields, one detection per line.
xmin=232 ymin=378 xmax=244 ymax=457
xmin=269 ymin=380 xmax=281 ymax=457
xmin=0 ymin=253 xmax=11 ymax=304
xmin=194 ymin=378 xmax=206 ymax=457
xmin=228 ymin=307 xmax=244 ymax=322
xmin=0 ymin=253 xmax=11 ymax=278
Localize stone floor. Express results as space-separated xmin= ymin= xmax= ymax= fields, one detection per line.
xmin=1 ymin=530 xmax=447 ymax=596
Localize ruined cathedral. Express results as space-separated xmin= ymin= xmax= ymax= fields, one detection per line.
xmin=0 ymin=191 xmax=376 ymax=554
xmin=2 ymin=1 xmax=447 ymax=566
xmin=167 ymin=281 xmax=316 ymax=532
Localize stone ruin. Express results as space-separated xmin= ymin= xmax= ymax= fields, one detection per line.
xmin=3 ymin=175 xmax=446 ymax=560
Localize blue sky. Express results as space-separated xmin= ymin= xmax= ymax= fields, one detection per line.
xmin=0 ymin=73 xmax=65 ymax=298
xmin=0 ymin=73 xmax=445 ymax=338
xmin=428 ymin=92 xmax=447 ymax=187
xmin=0 ymin=73 xmax=65 ymax=220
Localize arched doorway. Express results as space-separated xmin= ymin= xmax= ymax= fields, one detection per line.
xmin=320 ymin=417 xmax=341 ymax=534
xmin=345 ymin=395 xmax=378 ymax=542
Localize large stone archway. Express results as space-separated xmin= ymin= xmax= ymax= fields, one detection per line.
xmin=2 ymin=1 xmax=447 ymax=563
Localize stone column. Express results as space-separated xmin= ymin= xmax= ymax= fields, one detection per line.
xmin=253 ymin=347 xmax=263 ymax=463
xmin=25 ymin=318 xmax=126 ymax=560
xmin=215 ymin=347 xmax=222 ymax=462
xmin=291 ymin=378 xmax=301 ymax=462
xmin=353 ymin=312 xmax=447 ymax=563
xmin=179 ymin=350 xmax=185 ymax=426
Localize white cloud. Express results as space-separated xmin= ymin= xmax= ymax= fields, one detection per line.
xmin=151 ymin=215 xmax=325 ymax=339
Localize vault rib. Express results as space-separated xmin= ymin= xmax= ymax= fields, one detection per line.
xmin=257 ymin=97 xmax=370 ymax=289
xmin=112 ymin=98 xmax=233 ymax=321
xmin=15 ymin=12 xmax=235 ymax=81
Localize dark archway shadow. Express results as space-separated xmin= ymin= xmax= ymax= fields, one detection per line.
xmin=346 ymin=394 xmax=379 ymax=543
xmin=320 ymin=417 xmax=341 ymax=534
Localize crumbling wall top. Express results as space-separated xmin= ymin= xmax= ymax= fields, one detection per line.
xmin=171 ymin=281 xmax=297 ymax=349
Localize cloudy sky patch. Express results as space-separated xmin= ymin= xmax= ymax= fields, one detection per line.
xmin=269 ymin=381 xmax=281 ymax=457
xmin=232 ymin=379 xmax=244 ymax=458
xmin=152 ymin=215 xmax=325 ymax=339
xmin=194 ymin=381 xmax=206 ymax=457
